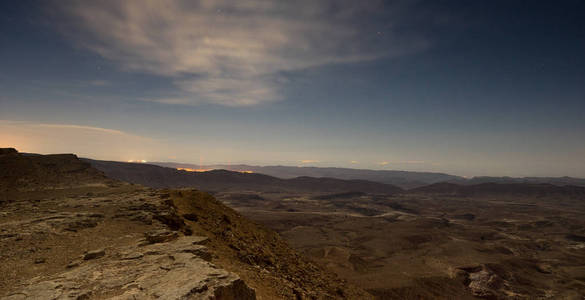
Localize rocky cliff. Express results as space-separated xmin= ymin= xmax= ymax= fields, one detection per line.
xmin=0 ymin=149 xmax=370 ymax=299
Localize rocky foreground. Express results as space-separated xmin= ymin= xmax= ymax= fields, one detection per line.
xmin=0 ymin=149 xmax=370 ymax=299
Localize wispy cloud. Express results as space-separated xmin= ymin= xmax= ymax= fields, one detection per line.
xmin=0 ymin=120 xmax=156 ymax=160
xmin=35 ymin=123 xmax=126 ymax=136
xmin=378 ymin=161 xmax=390 ymax=166
xmin=350 ymin=160 xmax=359 ymax=164
xmin=55 ymin=0 xmax=428 ymax=106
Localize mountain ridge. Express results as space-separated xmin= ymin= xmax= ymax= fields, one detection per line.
xmin=83 ymin=158 xmax=403 ymax=194
xmin=412 ymin=181 xmax=585 ymax=196
xmin=152 ymin=162 xmax=585 ymax=188
xmin=152 ymin=162 xmax=461 ymax=189
xmin=82 ymin=158 xmax=585 ymax=197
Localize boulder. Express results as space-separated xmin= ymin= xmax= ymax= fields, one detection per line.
xmin=83 ymin=249 xmax=105 ymax=260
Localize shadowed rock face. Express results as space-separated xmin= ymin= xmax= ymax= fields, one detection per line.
xmin=0 ymin=150 xmax=115 ymax=194
xmin=0 ymin=148 xmax=18 ymax=155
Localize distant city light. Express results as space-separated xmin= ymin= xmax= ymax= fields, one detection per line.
xmin=127 ymin=159 xmax=147 ymax=163
xmin=176 ymin=167 xmax=253 ymax=173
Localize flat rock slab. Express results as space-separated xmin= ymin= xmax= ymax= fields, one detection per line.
xmin=144 ymin=229 xmax=179 ymax=244
xmin=2 ymin=236 xmax=256 ymax=300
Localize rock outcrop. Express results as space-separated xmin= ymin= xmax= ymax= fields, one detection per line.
xmin=0 ymin=151 xmax=115 ymax=194
xmin=3 ymin=236 xmax=255 ymax=300
xmin=0 ymin=148 xmax=18 ymax=155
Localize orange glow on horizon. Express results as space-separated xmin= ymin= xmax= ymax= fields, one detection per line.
xmin=177 ymin=167 xmax=253 ymax=173
xmin=177 ymin=167 xmax=213 ymax=172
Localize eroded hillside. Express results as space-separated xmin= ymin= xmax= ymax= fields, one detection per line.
xmin=0 ymin=149 xmax=370 ymax=299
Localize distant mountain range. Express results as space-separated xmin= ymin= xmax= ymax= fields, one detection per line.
xmin=449 ymin=176 xmax=585 ymax=187
xmin=152 ymin=162 xmax=585 ymax=189
xmin=83 ymin=159 xmax=403 ymax=194
xmin=152 ymin=162 xmax=462 ymax=189
xmin=411 ymin=182 xmax=585 ymax=196
xmin=77 ymin=158 xmax=585 ymax=197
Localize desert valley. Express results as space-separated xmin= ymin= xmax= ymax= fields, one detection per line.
xmin=3 ymin=148 xmax=585 ymax=299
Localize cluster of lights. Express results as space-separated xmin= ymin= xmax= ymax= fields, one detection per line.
xmin=177 ymin=167 xmax=213 ymax=172
xmin=177 ymin=167 xmax=253 ymax=173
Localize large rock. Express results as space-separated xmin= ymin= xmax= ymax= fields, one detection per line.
xmin=83 ymin=248 xmax=105 ymax=260
xmin=2 ymin=236 xmax=256 ymax=300
xmin=456 ymin=264 xmax=505 ymax=298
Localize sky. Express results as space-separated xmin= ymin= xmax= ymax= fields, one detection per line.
xmin=1 ymin=0 xmax=584 ymax=177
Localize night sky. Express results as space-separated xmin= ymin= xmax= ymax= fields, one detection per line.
xmin=1 ymin=0 xmax=584 ymax=177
